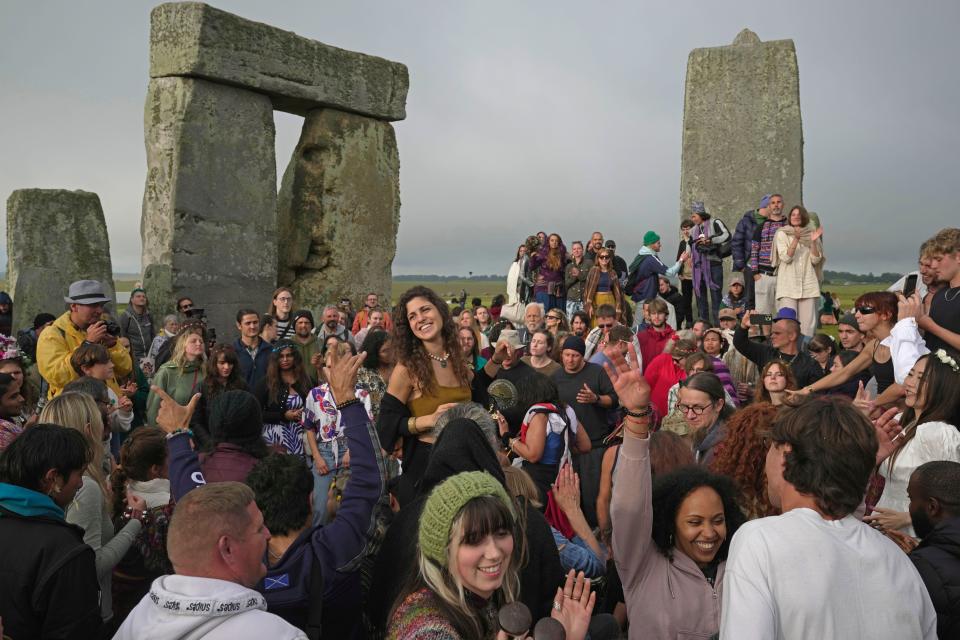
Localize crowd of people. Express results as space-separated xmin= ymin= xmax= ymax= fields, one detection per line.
xmin=0 ymin=213 xmax=958 ymax=639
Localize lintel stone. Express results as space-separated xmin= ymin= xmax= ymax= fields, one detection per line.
xmin=149 ymin=2 xmax=409 ymax=121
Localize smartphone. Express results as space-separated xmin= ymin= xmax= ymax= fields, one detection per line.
xmin=751 ymin=314 xmax=773 ymax=326
xmin=903 ymin=274 xmax=918 ymax=299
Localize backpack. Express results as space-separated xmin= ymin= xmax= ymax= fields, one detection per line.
xmin=708 ymin=220 xmax=732 ymax=259
xmin=626 ymin=255 xmax=651 ymax=295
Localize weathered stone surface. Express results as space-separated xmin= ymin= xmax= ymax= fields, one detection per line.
xmin=6 ymin=189 xmax=115 ymax=329
xmin=141 ymin=77 xmax=277 ymax=338
xmin=277 ymin=108 xmax=400 ymax=314
xmin=679 ymin=29 xmax=803 ymax=263
xmin=150 ymin=2 xmax=409 ymax=121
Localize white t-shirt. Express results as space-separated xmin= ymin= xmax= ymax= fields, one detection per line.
xmin=721 ymin=508 xmax=936 ymax=640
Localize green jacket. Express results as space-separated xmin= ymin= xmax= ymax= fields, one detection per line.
xmin=146 ymin=360 xmax=205 ymax=427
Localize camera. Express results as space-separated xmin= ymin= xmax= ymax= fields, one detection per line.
xmin=104 ymin=320 xmax=122 ymax=337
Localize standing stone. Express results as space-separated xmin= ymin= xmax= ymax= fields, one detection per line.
xmin=277 ymin=108 xmax=400 ymax=312
xmin=141 ymin=77 xmax=277 ymax=337
xmin=679 ymin=29 xmax=803 ymax=273
xmin=6 ymin=189 xmax=116 ymax=330
xmin=149 ymin=2 xmax=409 ymax=120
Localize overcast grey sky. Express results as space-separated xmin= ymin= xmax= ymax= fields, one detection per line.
xmin=2 ymin=0 xmax=958 ymax=277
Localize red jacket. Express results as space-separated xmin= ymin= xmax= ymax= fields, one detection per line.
xmin=637 ymin=325 xmax=677 ymax=373
xmin=643 ymin=352 xmax=685 ymax=420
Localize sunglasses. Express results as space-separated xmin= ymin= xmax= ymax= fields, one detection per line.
xmin=855 ymin=306 xmax=876 ymax=315
xmin=546 ymin=315 xmax=562 ymax=321
xmin=179 ymin=304 xmax=193 ymax=311
xmin=597 ymin=322 xmax=614 ymax=329
xmin=598 ymin=256 xmax=611 ymax=260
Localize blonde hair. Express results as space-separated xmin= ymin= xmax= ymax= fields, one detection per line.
xmin=167 ymin=482 xmax=254 ymax=571
xmin=502 ymin=466 xmax=543 ymax=509
xmin=170 ymin=327 xmax=206 ymax=370
xmin=40 ymin=392 xmax=108 ymax=499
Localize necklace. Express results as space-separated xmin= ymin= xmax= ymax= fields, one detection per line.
xmin=267 ymin=545 xmax=284 ymax=562
xmin=945 ymin=286 xmax=960 ymax=302
xmin=427 ymin=351 xmax=450 ymax=368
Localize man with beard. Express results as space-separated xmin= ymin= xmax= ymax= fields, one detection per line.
xmin=316 ymin=304 xmax=356 ymax=348
xmin=290 ymin=310 xmax=321 ymax=377
xmin=637 ymin=298 xmax=676 ymax=372
xmin=586 ymin=231 xmax=605 ymax=262
xmin=906 ymin=461 xmax=960 ymax=638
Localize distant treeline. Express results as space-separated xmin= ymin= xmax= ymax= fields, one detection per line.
xmin=394 ymin=274 xmax=505 ymax=281
xmin=821 ymin=270 xmax=903 ymax=284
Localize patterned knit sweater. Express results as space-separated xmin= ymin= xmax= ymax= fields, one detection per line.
xmin=387 ymin=587 xmax=497 ymax=640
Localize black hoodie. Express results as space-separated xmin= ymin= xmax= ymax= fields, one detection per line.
xmin=911 ymin=515 xmax=960 ymax=639
xmin=365 ymin=418 xmax=564 ymax=636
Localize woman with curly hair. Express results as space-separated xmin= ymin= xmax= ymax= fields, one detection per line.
xmin=606 ymin=348 xmax=746 ymax=639
xmin=378 ymin=286 xmax=510 ymax=506
xmin=529 ymin=232 xmax=568 ymax=312
xmin=710 ymin=402 xmax=780 ymax=519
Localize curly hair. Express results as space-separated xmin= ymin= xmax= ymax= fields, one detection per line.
xmin=391 ymin=286 xmax=470 ymax=395
xmin=246 ymin=453 xmax=313 ymax=536
xmin=710 ymin=403 xmax=781 ymax=519
xmin=650 ymin=465 xmax=746 ymax=561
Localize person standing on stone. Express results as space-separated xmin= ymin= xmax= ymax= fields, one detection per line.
xmin=316 ymin=304 xmax=356 ymax=349
xmin=552 ymin=335 xmax=618 ymax=527
xmin=175 ymin=297 xmax=195 ymax=323
xmin=586 ymin=231 xmax=605 ymax=262
xmin=732 ymin=194 xmax=770 ymax=311
xmin=267 ymin=287 xmax=296 ymax=341
xmin=529 ymin=233 xmax=568 ymax=312
xmin=749 ymin=193 xmax=786 ymax=322
xmin=626 ymin=231 xmax=687 ymax=305
xmin=565 ymin=240 xmax=593 ymax=318
xmin=689 ymin=202 xmax=730 ymax=326
xmin=37 ymin=280 xmax=132 ymax=399
xmin=234 ymin=309 xmax=272 ymax=388
xmin=352 ymin=291 xmax=393 ymax=334
xmin=676 ymin=220 xmax=696 ymax=329
xmin=605 ymin=240 xmax=629 ymax=286
xmin=584 ymin=248 xmax=625 ymax=327
xmin=119 ymin=287 xmax=156 ymax=366
xmin=771 ymin=205 xmax=825 ymax=337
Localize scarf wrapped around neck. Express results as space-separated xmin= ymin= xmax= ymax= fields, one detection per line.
xmin=774 ymin=225 xmax=825 ymax=283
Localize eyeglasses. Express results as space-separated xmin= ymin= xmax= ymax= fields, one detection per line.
xmin=675 ymin=401 xmax=714 ymax=416
xmin=597 ymin=322 xmax=614 ymax=329
xmin=179 ymin=303 xmax=193 ymax=311
xmin=855 ymin=306 xmax=876 ymax=315
xmin=275 ymin=296 xmax=292 ymax=303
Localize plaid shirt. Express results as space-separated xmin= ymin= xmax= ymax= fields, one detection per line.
xmin=749 ymin=218 xmax=786 ymax=272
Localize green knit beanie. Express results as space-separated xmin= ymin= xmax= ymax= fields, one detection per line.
xmin=418 ymin=471 xmax=515 ymax=567
xmin=643 ymin=230 xmax=661 ymax=246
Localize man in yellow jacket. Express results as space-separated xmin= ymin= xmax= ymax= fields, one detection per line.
xmin=37 ymin=280 xmax=132 ymax=399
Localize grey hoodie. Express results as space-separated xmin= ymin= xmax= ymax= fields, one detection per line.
xmin=113 ymin=575 xmax=306 ymax=640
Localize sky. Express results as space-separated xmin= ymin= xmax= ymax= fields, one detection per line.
xmin=1 ymin=0 xmax=958 ymax=278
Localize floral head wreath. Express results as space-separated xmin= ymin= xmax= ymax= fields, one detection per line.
xmin=934 ymin=349 xmax=960 ymax=373
xmin=0 ymin=334 xmax=24 ymax=362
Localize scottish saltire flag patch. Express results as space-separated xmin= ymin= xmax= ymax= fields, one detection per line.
xmin=264 ymin=574 xmax=290 ymax=590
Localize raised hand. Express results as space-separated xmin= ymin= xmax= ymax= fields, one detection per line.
xmin=873 ymin=407 xmax=904 ymax=464
xmin=324 ymin=348 xmax=366 ymax=405
xmin=150 ymin=385 xmax=200 ymax=433
xmin=551 ymin=463 xmax=581 ymax=515
xmin=550 ymin=569 xmax=595 ymax=640
xmin=601 ymin=343 xmax=650 ymax=412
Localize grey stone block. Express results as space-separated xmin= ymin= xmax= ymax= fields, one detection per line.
xmin=277 ymin=108 xmax=400 ymax=315
xmin=141 ymin=76 xmax=278 ymax=338
xmin=150 ymin=2 xmax=409 ymax=121
xmin=6 ymin=189 xmax=116 ymax=330
xmin=680 ymin=29 xmax=803 ymax=280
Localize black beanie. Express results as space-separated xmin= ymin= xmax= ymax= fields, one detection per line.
xmin=209 ymin=390 xmax=263 ymax=445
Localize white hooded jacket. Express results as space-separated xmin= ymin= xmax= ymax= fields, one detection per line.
xmin=113 ymin=575 xmax=307 ymax=640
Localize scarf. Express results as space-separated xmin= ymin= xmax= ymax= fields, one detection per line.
xmin=776 ymin=225 xmax=826 ymax=282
